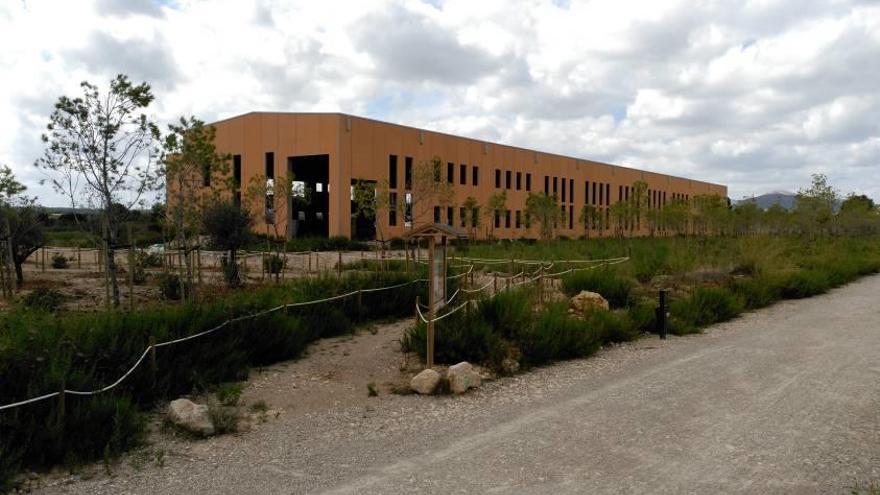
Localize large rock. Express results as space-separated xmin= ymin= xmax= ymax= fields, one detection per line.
xmin=168 ymin=398 xmax=215 ymax=436
xmin=447 ymin=362 xmax=481 ymax=394
xmin=570 ymin=291 xmax=610 ymax=314
xmin=411 ymin=368 xmax=442 ymax=394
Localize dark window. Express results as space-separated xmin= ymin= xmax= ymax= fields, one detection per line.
xmin=265 ymin=152 xmax=274 ymax=179
xmin=389 ymin=155 xmax=398 ymax=189
xmin=405 ymin=157 xmax=413 ymax=189
xmin=472 ymin=166 xmax=479 ymax=186
xmin=516 ymin=172 xmax=522 ymax=190
xmin=605 ymin=184 xmax=610 ymax=206
xmin=472 ymin=207 xmax=479 ymax=227
xmin=434 ymin=206 xmax=441 ymax=223
xmin=569 ymin=205 xmax=573 ymax=230
xmin=505 ymin=170 xmax=511 ymax=189
xmin=569 ymin=179 xmax=574 ymax=203
xmin=389 ymin=192 xmax=398 ymax=226
xmin=494 ymin=210 xmax=500 ymax=228
xmin=619 ymin=185 xmax=623 ymax=203
xmin=585 ymin=181 xmax=589 ymax=204
xmin=459 ymin=207 xmax=466 ymax=227
xmin=544 ymin=176 xmax=549 ymax=193
xmin=233 ymin=155 xmax=242 ymax=187
xmin=202 ymin=164 xmax=211 ymax=187
xmin=495 ymin=169 xmax=501 ymax=188
xmin=460 ymin=164 xmax=466 ymax=185
xmin=526 ymin=173 xmax=532 ymax=191
xmin=515 ymin=210 xmax=521 ymax=229
xmin=447 ymin=206 xmax=453 ymax=225
xmin=553 ymin=177 xmax=558 ymax=195
xmin=505 ymin=210 xmax=511 ymax=228
xmin=447 ymin=162 xmax=454 ymax=183
xmin=234 ymin=191 xmax=241 ymax=207
xmin=561 ymin=178 xmax=566 ymax=203
xmin=592 ymin=182 xmax=597 ymax=205
xmin=599 ymin=183 xmax=604 ymax=205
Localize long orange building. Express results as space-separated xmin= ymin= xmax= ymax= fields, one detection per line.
xmin=208 ymin=112 xmax=727 ymax=240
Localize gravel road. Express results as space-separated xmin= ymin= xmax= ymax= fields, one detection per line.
xmin=36 ymin=274 xmax=880 ymax=494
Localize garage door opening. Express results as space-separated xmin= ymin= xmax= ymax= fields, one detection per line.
xmin=287 ymin=154 xmax=329 ymax=238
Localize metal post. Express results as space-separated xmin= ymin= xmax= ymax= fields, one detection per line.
xmin=657 ymin=289 xmax=668 ymax=340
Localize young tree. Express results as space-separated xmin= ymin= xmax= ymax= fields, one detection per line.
xmin=794 ymin=173 xmax=838 ymax=236
xmin=163 ymin=117 xmax=230 ymax=298
xmin=203 ymin=200 xmax=252 ymax=287
xmin=484 ymin=191 xmax=508 ymax=239
xmin=408 ymin=156 xmax=455 ymax=228
xmin=608 ymin=200 xmax=630 ymax=238
xmin=629 ymin=180 xmax=649 ymax=235
xmin=0 ymin=165 xmax=44 ymax=285
xmin=838 ymin=194 xmax=878 ymax=235
xmin=578 ymin=204 xmax=600 ymax=239
xmin=462 ymin=196 xmax=480 ymax=238
xmin=525 ymin=192 xmax=564 ymax=240
xmin=37 ymin=75 xmax=160 ymax=308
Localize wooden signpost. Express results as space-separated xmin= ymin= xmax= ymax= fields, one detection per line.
xmin=404 ymin=223 xmax=467 ymax=369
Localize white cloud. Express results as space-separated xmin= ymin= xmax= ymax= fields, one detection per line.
xmin=0 ymin=0 xmax=878 ymax=205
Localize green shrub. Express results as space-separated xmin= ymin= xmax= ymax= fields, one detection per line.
xmin=215 ymin=382 xmax=244 ymax=406
xmin=477 ymin=289 xmax=533 ymax=340
xmin=157 ymin=272 xmax=185 ymax=300
xmin=21 ymin=288 xmax=65 ymax=312
xmin=263 ymin=254 xmax=285 ymax=275
xmin=136 ymin=251 xmax=163 ymax=268
xmin=773 ymin=270 xmax=830 ymax=299
xmin=401 ymin=309 xmax=506 ymax=367
xmin=670 ymin=287 xmax=745 ymax=329
xmin=627 ymin=302 xmax=657 ymax=333
xmin=519 ymin=302 xmax=603 ymax=365
xmin=583 ymin=309 xmax=639 ymax=343
xmin=730 ymin=276 xmax=779 ymax=309
xmin=51 ymin=253 xmax=69 ymax=269
xmin=561 ymin=269 xmax=635 ymax=308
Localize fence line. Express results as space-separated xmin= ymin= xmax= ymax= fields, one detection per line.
xmin=0 ymin=274 xmax=441 ymax=412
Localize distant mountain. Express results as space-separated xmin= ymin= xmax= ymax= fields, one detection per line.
xmin=735 ymin=192 xmax=797 ymax=210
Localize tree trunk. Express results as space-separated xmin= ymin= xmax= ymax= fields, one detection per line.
xmin=103 ymin=214 xmax=121 ymax=308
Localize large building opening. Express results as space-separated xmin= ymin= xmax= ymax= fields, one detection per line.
xmin=350 ymin=179 xmax=377 ymax=241
xmin=287 ymin=154 xmax=329 ymax=238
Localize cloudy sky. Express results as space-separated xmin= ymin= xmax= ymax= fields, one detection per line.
xmin=1 ymin=0 xmax=878 ymax=205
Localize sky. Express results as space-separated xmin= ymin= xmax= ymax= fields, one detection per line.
xmin=1 ymin=0 xmax=878 ymax=206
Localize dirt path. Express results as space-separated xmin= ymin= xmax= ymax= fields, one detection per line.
xmin=33 ymin=274 xmax=880 ymax=494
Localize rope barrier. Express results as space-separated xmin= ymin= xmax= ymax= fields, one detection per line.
xmin=0 ymin=275 xmax=431 ymax=411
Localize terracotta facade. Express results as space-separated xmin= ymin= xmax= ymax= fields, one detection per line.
xmin=207 ymin=112 xmax=728 ymax=240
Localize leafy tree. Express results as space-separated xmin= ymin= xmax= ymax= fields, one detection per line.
xmin=484 ymin=191 xmax=508 ymax=239
xmin=525 ymin=192 xmax=564 ymax=240
xmin=629 ymin=181 xmax=649 ymax=235
xmin=203 ymin=200 xmax=252 ymax=287
xmin=732 ymin=202 xmax=761 ymax=236
xmin=838 ymin=194 xmax=878 ymax=235
xmin=462 ymin=196 xmax=480 ymax=238
xmin=408 ymin=156 xmax=455 ymax=228
xmin=662 ymin=197 xmax=690 ymax=236
xmin=608 ymin=200 xmax=630 ymax=238
xmin=163 ymin=117 xmax=229 ymax=298
xmin=0 ymin=165 xmax=44 ymax=285
xmin=794 ymin=173 xmax=837 ymax=236
xmin=37 ymin=74 xmax=160 ymax=307
xmin=578 ymin=204 xmax=601 ymax=239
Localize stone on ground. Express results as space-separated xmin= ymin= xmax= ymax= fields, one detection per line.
xmin=168 ymin=398 xmax=215 ymax=436
xmin=447 ymin=362 xmax=482 ymax=394
xmin=411 ymin=368 xmax=442 ymax=394
xmin=570 ymin=291 xmax=610 ymax=314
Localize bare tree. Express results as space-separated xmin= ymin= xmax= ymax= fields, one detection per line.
xmin=37 ymin=75 xmax=160 ymax=308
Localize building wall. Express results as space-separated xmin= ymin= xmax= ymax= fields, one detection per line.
xmin=208 ymin=112 xmax=728 ymax=240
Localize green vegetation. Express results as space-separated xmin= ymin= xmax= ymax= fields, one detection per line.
xmin=0 ymin=271 xmax=428 ymax=489
xmin=411 ymin=234 xmax=880 ymax=371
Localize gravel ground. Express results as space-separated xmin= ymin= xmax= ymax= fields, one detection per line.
xmin=31 ymin=274 xmax=880 ymax=494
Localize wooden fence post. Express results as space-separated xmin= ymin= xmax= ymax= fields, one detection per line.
xmin=337 ymin=251 xmax=342 ymax=275
xmin=77 ymin=246 xmax=81 ymax=269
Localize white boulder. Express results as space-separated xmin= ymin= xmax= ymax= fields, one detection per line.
xmin=411 ymin=368 xmax=442 ymax=394
xmin=447 ymin=362 xmax=482 ymax=394
xmin=168 ymin=398 xmax=215 ymax=436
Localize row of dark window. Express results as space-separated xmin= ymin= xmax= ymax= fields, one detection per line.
xmin=494 ymin=169 xmax=533 ymax=192
xmin=389 ymin=155 xmax=480 ymax=189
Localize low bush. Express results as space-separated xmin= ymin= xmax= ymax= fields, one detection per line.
xmin=21 ymin=288 xmax=65 ymax=312
xmin=585 ymin=309 xmax=639 ymax=343
xmin=670 ymin=287 xmax=745 ymax=329
xmin=51 ymin=253 xmax=69 ymax=269
xmin=157 ymin=272 xmax=186 ymax=300
xmin=263 ymin=254 xmax=285 ymax=275
xmin=519 ymin=302 xmax=603 ymax=365
xmin=561 ymin=268 xmax=635 ymax=308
